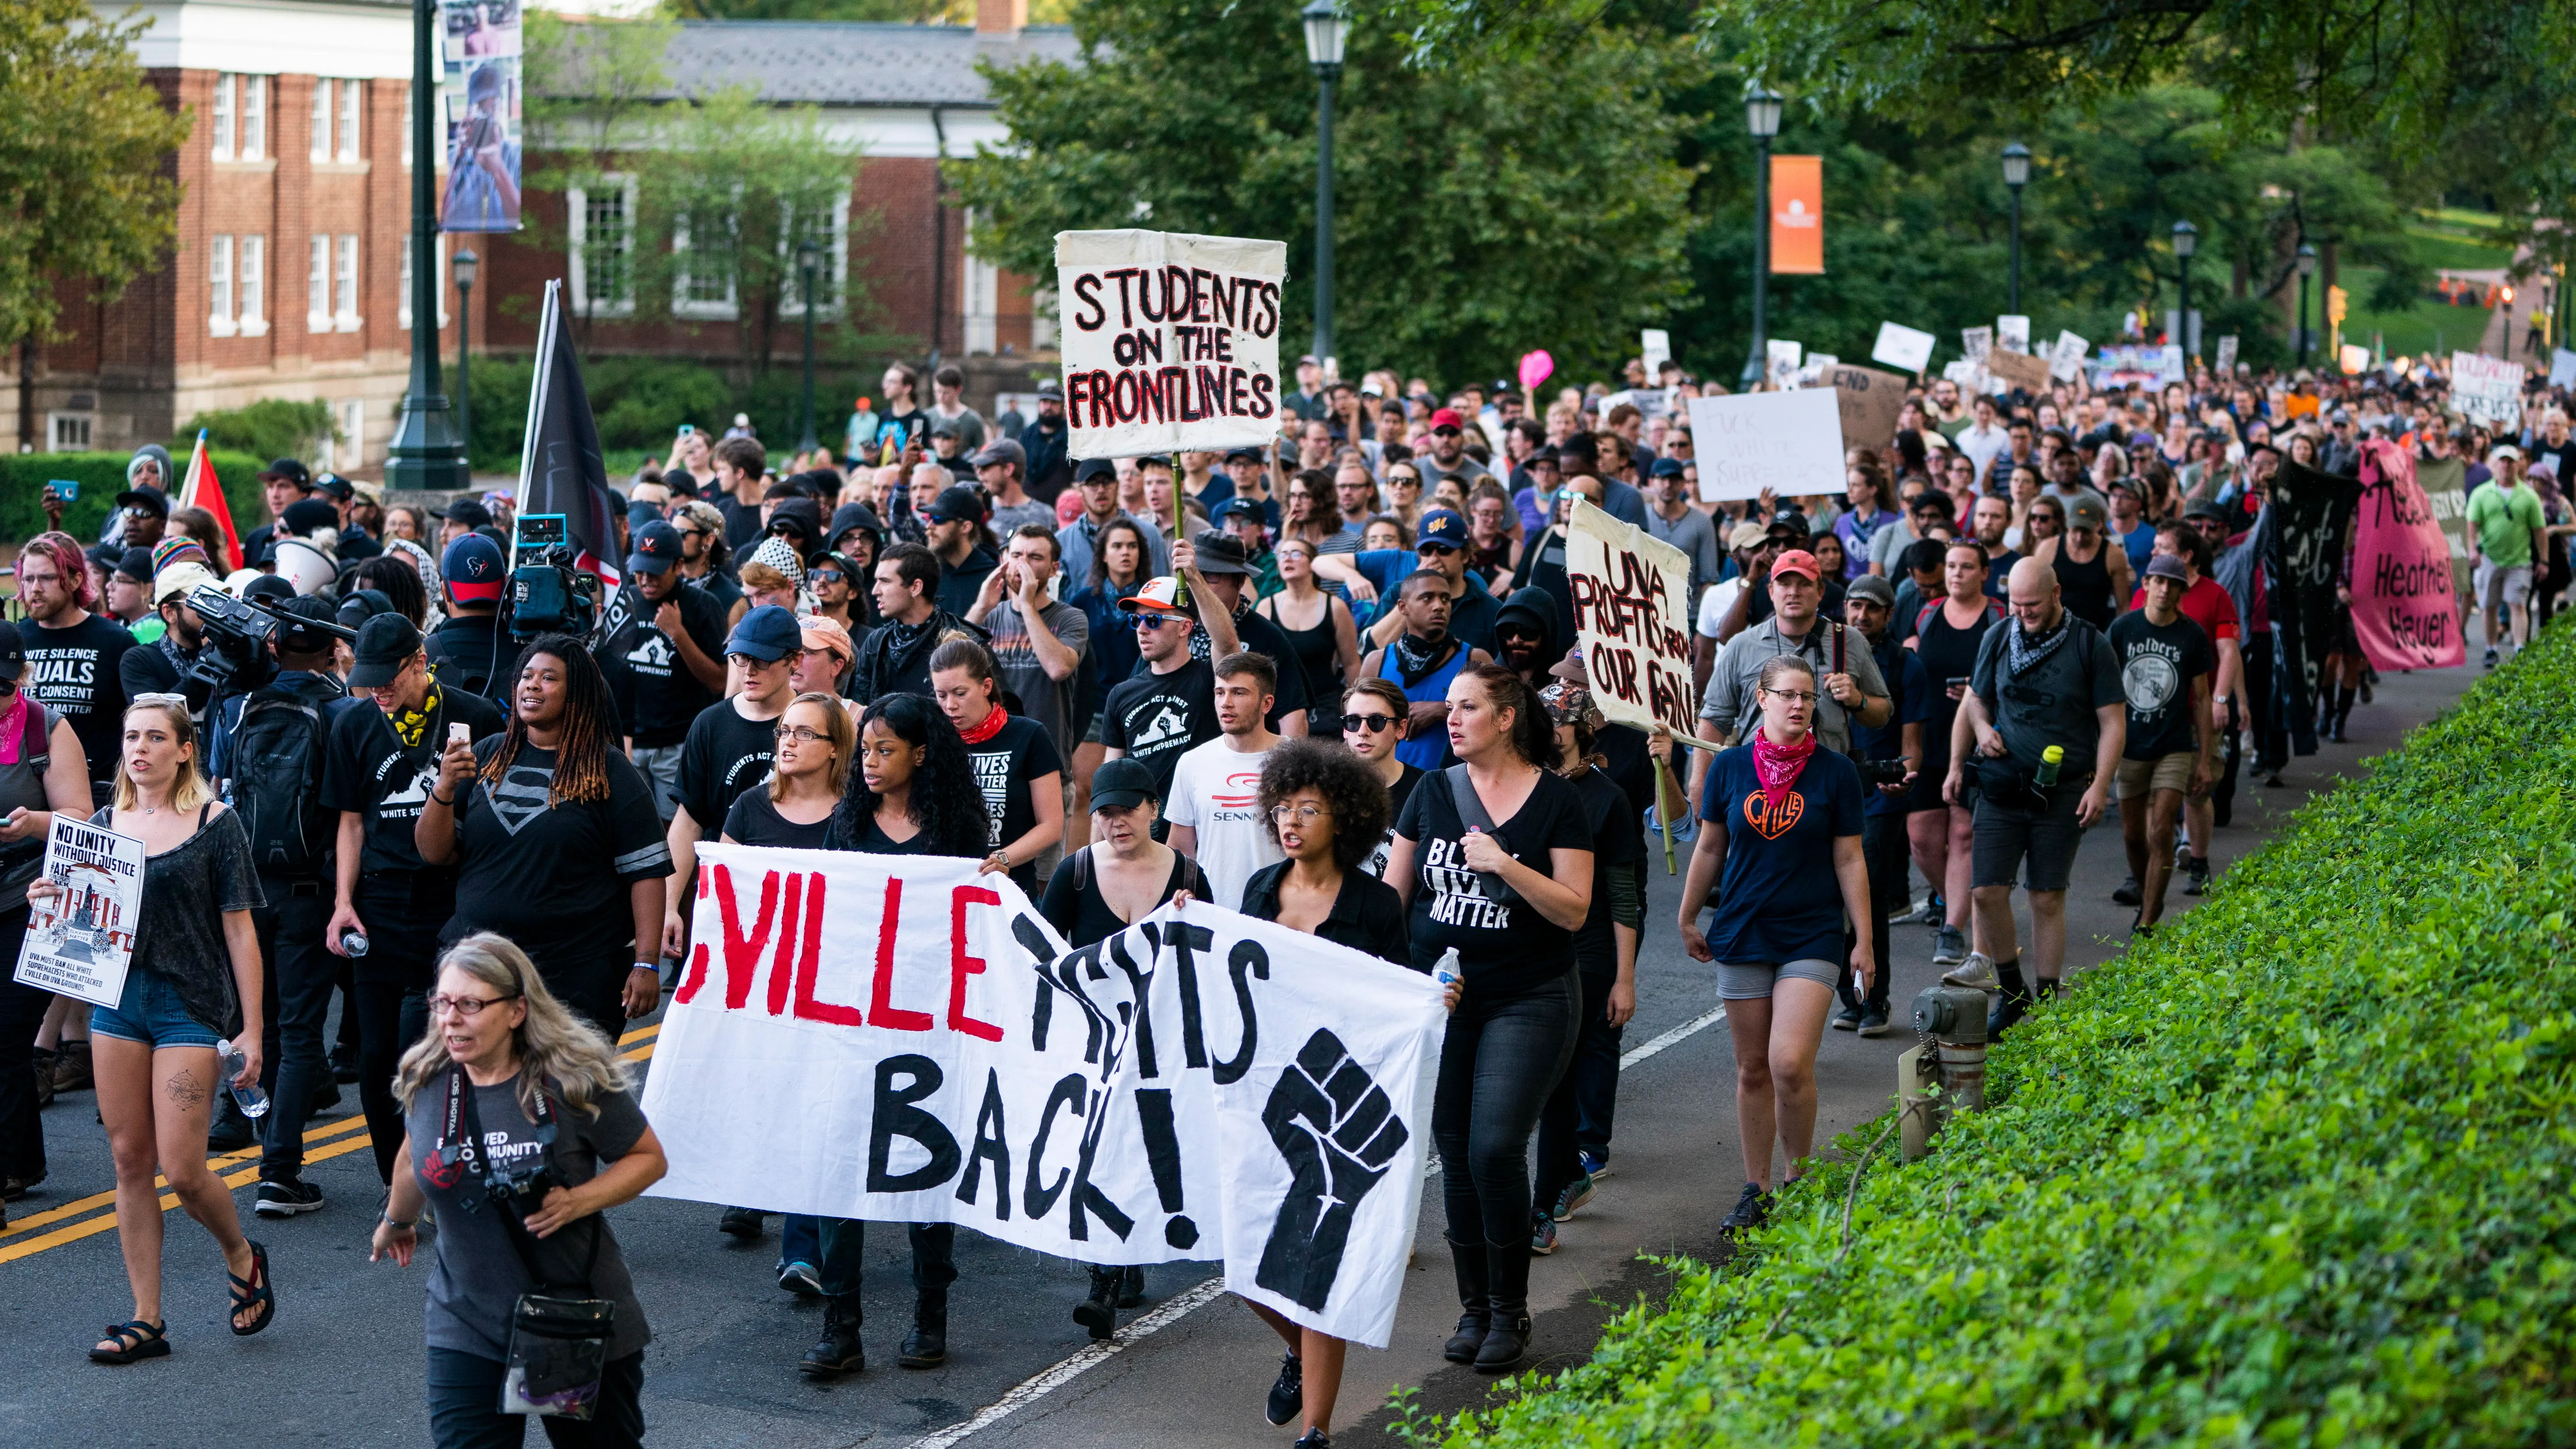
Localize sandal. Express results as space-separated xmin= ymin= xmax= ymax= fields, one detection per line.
xmin=228 ymin=1240 xmax=275 ymax=1336
xmin=90 ymin=1318 xmax=170 ymax=1364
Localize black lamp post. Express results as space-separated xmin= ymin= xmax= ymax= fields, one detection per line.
xmin=797 ymin=237 xmax=821 ymax=453
xmin=453 ymin=247 xmax=478 ymax=464
xmin=1740 ymin=84 xmax=1783 ymax=387
xmin=1302 ymin=1 xmax=1347 ymax=371
xmin=2295 ymin=242 xmax=2317 ymax=368
xmin=2001 ymin=143 xmax=2030 ymax=315
xmin=385 ymin=0 xmax=468 ymax=493
xmin=2172 ymin=220 xmax=2199 ymax=356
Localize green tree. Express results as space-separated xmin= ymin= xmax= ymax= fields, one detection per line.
xmin=949 ymin=0 xmax=1706 ymax=385
xmin=525 ymin=6 xmax=681 ymax=336
xmin=0 ymin=0 xmax=192 ymax=349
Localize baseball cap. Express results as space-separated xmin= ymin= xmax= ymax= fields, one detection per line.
xmin=113 ymin=547 xmax=156 ymax=585
xmin=153 ymin=562 xmax=222 ymax=608
xmin=1727 ymin=521 xmax=1770 ymax=551
xmin=258 ymin=458 xmax=311 ymax=489
xmin=970 ymin=439 xmax=1027 ymax=471
xmin=726 ymin=605 xmax=803 ymax=663
xmin=115 ymin=483 xmax=170 ymax=518
xmin=928 ymin=418 xmax=960 ymax=439
xmin=443 ymin=495 xmax=494 ymax=528
xmin=269 ymin=595 xmax=346 ymax=654
xmin=443 ymin=534 xmax=508 ymax=602
xmin=1116 ymin=576 xmax=1192 ymax=616
xmin=2069 ymin=495 xmax=2107 ymax=531
xmin=1767 ymin=508 xmax=1811 ymax=537
xmin=1074 ymin=457 xmax=1118 ymax=485
xmin=1188 ymin=530 xmax=1253 ymax=576
xmin=1223 ymin=445 xmax=1265 ymax=464
xmin=2182 ymin=499 xmax=2232 ymax=524
xmin=799 ymin=615 xmax=856 ymax=666
xmin=309 ymin=472 xmax=355 ymax=501
xmin=1846 ymin=574 xmax=1896 ymax=607
xmin=349 ymin=614 xmax=425 ymax=689
xmin=241 ymin=573 xmax=298 ymax=604
xmin=1417 ymin=509 xmax=1469 ymax=550
xmin=1035 ymin=379 xmax=1064 ymax=401
xmin=1648 ymin=456 xmax=1688 ymax=479
xmin=924 ymin=485 xmax=988 ymax=525
xmin=2490 ymin=444 xmax=2524 ymax=462
xmin=335 ymin=587 xmax=397 ymax=630
xmin=2144 ymin=553 xmax=2192 ymax=582
xmin=1213 ymin=497 xmax=1267 ymax=524
xmin=1429 ymin=408 xmax=1466 ymax=433
xmin=1771 ymin=548 xmax=1823 ymax=582
xmin=626 ymin=520 xmax=685 ymax=577
xmin=280 ymin=498 xmax=340 ymax=536
xmin=1297 ymin=353 xmax=1320 ymax=368
xmin=0 ymin=621 xmax=24 ymax=682
xmin=1089 ymin=757 xmax=1160 ymax=812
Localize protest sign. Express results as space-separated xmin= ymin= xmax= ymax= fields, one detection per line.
xmin=1822 ymin=364 xmax=1907 ymax=449
xmin=1871 ymin=322 xmax=1935 ymax=373
xmin=13 ymin=816 xmax=144 ymax=1010
xmin=2416 ymin=455 xmax=2477 ymax=615
xmin=2048 ymin=330 xmax=2089 ymax=382
xmin=2552 ymin=348 xmax=2576 ymax=389
xmin=1564 ymin=499 xmax=1696 ymax=734
xmin=1055 ymin=229 xmax=1289 ymax=457
xmin=2450 ymin=351 xmax=2522 ymax=426
xmin=1765 ymin=339 xmax=1804 ymax=388
xmin=1960 ymin=327 xmax=1993 ymax=365
xmin=1996 ymin=315 xmax=2031 ymax=354
xmin=2271 ymin=458 xmax=2364 ymax=753
xmin=640 ymin=849 xmax=1445 ymax=1347
xmin=2092 ymin=344 xmax=2165 ymax=386
xmin=1685 ymin=389 xmax=1844 ymax=503
xmin=2349 ymin=439 xmax=2465 ymax=670
xmin=2159 ymin=345 xmax=2186 ymax=382
xmin=1640 ymin=329 xmax=1670 ymax=373
xmin=2338 ymin=343 xmax=2370 ymax=375
xmin=438 ymin=0 xmax=522 ymax=233
xmin=1985 ymin=348 xmax=2050 ymax=394
xmin=2215 ymin=335 xmax=2240 ymax=375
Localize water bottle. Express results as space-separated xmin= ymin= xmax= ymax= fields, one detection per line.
xmin=1433 ymin=947 xmax=1463 ymax=990
xmin=340 ymin=929 xmax=371 ymax=957
xmin=213 ymin=1037 xmax=270 ymax=1119
xmin=2034 ymin=744 xmax=2065 ymax=788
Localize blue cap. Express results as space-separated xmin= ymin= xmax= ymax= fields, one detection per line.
xmin=726 ymin=604 xmax=803 ymax=662
xmin=1416 ymin=508 xmax=1469 ymax=550
xmin=627 ymin=520 xmax=684 ymax=576
xmin=1649 ymin=455 xmax=1688 ymax=478
xmin=442 ymin=533 xmax=507 ymax=602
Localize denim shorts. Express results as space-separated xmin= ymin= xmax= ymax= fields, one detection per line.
xmin=90 ymin=968 xmax=224 ymax=1050
xmin=1718 ymin=958 xmax=1842 ymax=1001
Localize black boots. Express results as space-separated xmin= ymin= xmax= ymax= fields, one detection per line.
xmin=1074 ymin=1266 xmax=1123 ymax=1341
xmin=1475 ymin=1237 xmax=1532 ymax=1373
xmin=799 ymin=1295 xmax=865 ymax=1376
xmin=1443 ymin=1237 xmax=1489 ymax=1364
xmin=898 ymin=1289 xmax=947 ymax=1368
xmin=1987 ymin=958 xmax=2033 ymax=1037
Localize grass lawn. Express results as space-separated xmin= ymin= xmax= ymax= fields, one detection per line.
xmin=2329 ymin=212 xmax=2518 ymax=360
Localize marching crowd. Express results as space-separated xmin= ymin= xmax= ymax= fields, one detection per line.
xmin=0 ymin=347 xmax=2566 ymax=1447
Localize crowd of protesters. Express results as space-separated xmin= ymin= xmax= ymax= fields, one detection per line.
xmin=0 ymin=342 xmax=2563 ymax=1447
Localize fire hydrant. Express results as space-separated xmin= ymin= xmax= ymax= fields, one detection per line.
xmin=1899 ymin=984 xmax=1989 ymax=1161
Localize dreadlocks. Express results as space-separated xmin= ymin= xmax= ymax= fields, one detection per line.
xmin=482 ymin=633 xmax=617 ymax=806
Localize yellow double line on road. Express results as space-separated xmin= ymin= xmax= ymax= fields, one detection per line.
xmin=0 ymin=1024 xmax=662 ymax=1267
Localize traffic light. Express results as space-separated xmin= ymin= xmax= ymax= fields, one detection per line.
xmin=2327 ymin=285 xmax=2349 ymax=324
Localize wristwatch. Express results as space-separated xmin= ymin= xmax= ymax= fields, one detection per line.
xmin=381 ymin=1212 xmax=414 ymax=1230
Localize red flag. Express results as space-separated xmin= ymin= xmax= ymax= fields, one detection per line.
xmin=178 ymin=431 xmax=241 ymax=572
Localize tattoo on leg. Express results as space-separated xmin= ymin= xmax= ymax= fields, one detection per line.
xmin=167 ymin=1068 xmax=208 ymax=1108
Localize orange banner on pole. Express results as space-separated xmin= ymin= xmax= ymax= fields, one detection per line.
xmin=1769 ymin=155 xmax=1823 ymax=275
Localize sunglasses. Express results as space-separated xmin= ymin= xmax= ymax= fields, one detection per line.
xmin=1343 ymin=713 xmax=1399 ymax=734
xmin=1417 ymin=542 xmax=1460 ymax=557
xmin=1131 ymin=613 xmax=1185 ymax=631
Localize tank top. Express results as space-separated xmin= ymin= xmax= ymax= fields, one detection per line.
xmin=1378 ymin=640 xmax=1469 ymax=770
xmin=1269 ymin=598 xmax=1343 ymax=713
xmin=1913 ymin=598 xmax=2000 ymax=776
xmin=2051 ymin=536 xmax=2118 ymax=629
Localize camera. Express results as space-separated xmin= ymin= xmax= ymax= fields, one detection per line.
xmin=1860 ymin=756 xmax=1912 ymax=787
xmin=507 ymin=513 xmax=601 ymax=642
xmin=184 ymin=584 xmax=282 ymax=692
xmin=485 ymin=1154 xmax=566 ymax=1217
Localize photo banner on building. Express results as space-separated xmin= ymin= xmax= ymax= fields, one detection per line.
xmin=1564 ymin=499 xmax=1695 ymax=735
xmin=12 ymin=816 xmax=145 ymax=1010
xmin=638 ymin=848 xmax=1446 ymax=1348
xmin=2349 ymin=439 xmax=2464 ymax=671
xmin=439 ymin=0 xmax=522 ymax=233
xmin=1054 ymin=228 xmax=1288 ymax=458
xmin=1768 ymin=155 xmax=1823 ymax=274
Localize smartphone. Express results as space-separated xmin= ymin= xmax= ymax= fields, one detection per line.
xmin=676 ymin=424 xmax=696 ymax=438
xmin=449 ymin=723 xmax=471 ymax=748
xmin=49 ymin=479 xmax=79 ymax=501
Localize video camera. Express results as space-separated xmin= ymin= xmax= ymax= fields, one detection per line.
xmin=182 ymin=583 xmax=362 ymax=695
xmin=507 ymin=513 xmax=601 ymax=642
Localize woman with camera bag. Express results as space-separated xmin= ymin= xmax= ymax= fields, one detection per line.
xmin=371 ymin=932 xmax=669 ymax=1448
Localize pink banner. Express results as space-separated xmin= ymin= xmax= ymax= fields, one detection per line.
xmin=2352 ymin=439 xmax=2465 ymax=670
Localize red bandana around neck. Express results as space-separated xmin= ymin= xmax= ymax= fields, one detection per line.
xmin=1751 ymin=728 xmax=1816 ymax=816
xmin=959 ymin=703 xmax=1010 ymax=746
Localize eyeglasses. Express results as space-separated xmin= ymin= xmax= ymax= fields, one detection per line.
xmin=428 ymin=991 xmax=521 ymax=1019
xmin=773 ymin=724 xmax=831 ymax=744
xmin=1761 ymin=688 xmax=1819 ymax=705
xmin=1268 ymin=804 xmax=1332 ymax=823
xmin=1343 ymin=713 xmax=1399 ymax=734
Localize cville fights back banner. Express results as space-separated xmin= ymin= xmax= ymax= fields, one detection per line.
xmin=1054 ymin=228 xmax=1288 ymax=458
xmin=639 ymin=846 xmax=1446 ymax=1347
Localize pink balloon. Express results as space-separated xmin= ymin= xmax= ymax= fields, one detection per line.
xmin=1518 ymin=350 xmax=1555 ymax=390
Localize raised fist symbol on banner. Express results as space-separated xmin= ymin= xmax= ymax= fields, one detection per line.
xmin=1254 ymin=1029 xmax=1410 ymax=1311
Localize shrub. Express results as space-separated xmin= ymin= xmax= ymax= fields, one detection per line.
xmin=175 ymin=399 xmax=337 ymax=463
xmin=1429 ymin=621 xmax=2576 ymax=1446
xmin=2 ymin=451 xmax=271 ymax=547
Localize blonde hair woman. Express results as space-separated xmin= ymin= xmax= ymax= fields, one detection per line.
xmin=28 ymin=697 xmax=272 ymax=1362
xmin=372 ymin=933 xmax=668 ymax=1443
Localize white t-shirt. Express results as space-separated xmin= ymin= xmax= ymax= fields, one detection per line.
xmin=1162 ymin=738 xmax=1281 ymax=912
xmin=1696 ymin=578 xmax=1746 ymax=640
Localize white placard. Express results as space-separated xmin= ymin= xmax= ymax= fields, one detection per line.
xmin=2551 ymin=348 xmax=2576 ymax=389
xmin=1565 ymin=500 xmax=1696 ymax=734
xmin=1055 ymin=228 xmax=1289 ymax=458
xmin=2159 ymin=344 xmax=2186 ymax=382
xmin=1685 ymin=388 xmax=1846 ymax=503
xmin=1766 ymin=339 xmax=1804 ymax=388
xmin=1640 ymin=329 xmax=1670 ymax=373
xmin=2214 ymin=335 xmax=2240 ymax=375
xmin=1961 ymin=327 xmax=1993 ymax=365
xmin=1872 ymin=321 xmax=1936 ymax=373
xmin=1996 ymin=315 xmax=2031 ymax=354
xmin=2452 ymin=351 xmax=2522 ymax=424
xmin=14 ymin=815 xmax=145 ymax=1010
xmin=2048 ymin=330 xmax=2090 ymax=382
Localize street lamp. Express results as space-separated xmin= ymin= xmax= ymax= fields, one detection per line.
xmin=384 ymin=0 xmax=468 ymax=492
xmin=2171 ymin=220 xmax=2199 ymax=357
xmin=2295 ymin=242 xmax=2318 ymax=368
xmin=797 ymin=237 xmax=822 ymax=453
xmin=452 ymin=247 xmax=478 ymax=462
xmin=2001 ymin=143 xmax=2031 ymax=315
xmin=1740 ymin=84 xmax=1783 ymax=387
xmin=1302 ymin=1 xmax=1347 ymax=372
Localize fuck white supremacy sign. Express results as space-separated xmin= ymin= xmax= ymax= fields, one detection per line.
xmin=640 ymin=847 xmax=1445 ymax=1346
xmin=1054 ymin=228 xmax=1289 ymax=458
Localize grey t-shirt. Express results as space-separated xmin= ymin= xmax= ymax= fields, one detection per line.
xmin=1967 ymin=616 xmax=2123 ymax=774
xmin=983 ymin=596 xmax=1090 ymax=750
xmin=990 ymin=498 xmax=1058 ymax=537
xmin=407 ymin=1072 xmax=653 ymax=1362
xmin=927 ymin=404 xmax=986 ymax=455
xmin=1698 ymin=616 xmax=1890 ymax=755
xmin=1645 ymin=504 xmax=1724 ymax=602
xmin=92 ymin=803 xmax=266 ymax=1034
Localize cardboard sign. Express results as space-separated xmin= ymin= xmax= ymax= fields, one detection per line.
xmin=2416 ymin=455 xmax=2476 ymax=617
xmin=1565 ymin=499 xmax=1697 ymax=735
xmin=1686 ymin=388 xmax=1846 ymax=503
xmin=13 ymin=816 xmax=145 ymax=1010
xmin=2214 ymin=335 xmax=2240 ymax=375
xmin=1640 ymin=329 xmax=1670 ymax=373
xmin=1769 ymin=155 xmax=1823 ymax=274
xmin=1055 ymin=228 xmax=1289 ymax=457
xmin=1823 ymin=364 xmax=1908 ymax=449
xmin=2048 ymin=330 xmax=2090 ymax=382
xmin=2451 ymin=351 xmax=2522 ymax=426
xmin=1985 ymin=348 xmax=2051 ymax=394
xmin=1872 ymin=321 xmax=1936 ymax=373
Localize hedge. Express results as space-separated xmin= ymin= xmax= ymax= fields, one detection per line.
xmin=3 ymin=452 xmax=272 ymax=546
xmin=1416 ymin=621 xmax=2576 ymax=1446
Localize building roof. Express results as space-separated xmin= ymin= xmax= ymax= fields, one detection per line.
xmin=656 ymin=21 xmax=1082 ymax=108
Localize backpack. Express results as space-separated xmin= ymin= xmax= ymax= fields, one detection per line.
xmin=230 ymin=685 xmax=334 ymax=877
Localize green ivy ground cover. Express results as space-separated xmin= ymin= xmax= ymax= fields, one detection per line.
xmin=1419 ymin=622 xmax=2576 ymax=1447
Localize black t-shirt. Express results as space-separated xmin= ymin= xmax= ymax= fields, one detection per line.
xmin=1039 ymin=847 xmax=1207 ymax=949
xmin=2106 ymin=609 xmax=2213 ymax=761
xmin=721 ymin=789 xmax=834 ymax=849
xmin=831 ymin=814 xmax=946 ymax=857
xmin=717 ymin=496 xmax=765 ymax=551
xmin=442 ymin=738 xmax=672 ymax=965
xmin=1099 ymin=657 xmax=1220 ymax=805
xmin=25 ymin=613 xmax=136 ymax=787
xmin=688 ymin=568 xmax=744 ymax=619
xmin=964 ymin=715 xmax=1063 ymax=895
xmin=319 ymin=686 xmax=509 ymax=876
xmin=597 ymin=583 xmax=730 ymax=748
xmin=936 ymin=547 xmax=1000 ymax=618
xmin=1393 ymin=766 xmax=1593 ymax=994
xmin=1360 ymin=761 xmax=1427 ymax=879
xmin=676 ymin=700 xmax=778 ymax=833
xmin=1566 ymin=764 xmax=1643 ymax=975
xmin=1227 ymin=607 xmax=1312 ymax=733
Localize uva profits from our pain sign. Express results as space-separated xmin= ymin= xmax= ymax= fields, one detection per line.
xmin=1054 ymin=228 xmax=1289 ymax=457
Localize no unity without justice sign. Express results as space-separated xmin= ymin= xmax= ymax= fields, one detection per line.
xmin=1055 ymin=228 xmax=1290 ymax=457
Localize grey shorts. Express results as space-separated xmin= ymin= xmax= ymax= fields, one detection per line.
xmin=631 ymin=743 xmax=685 ymax=823
xmin=1719 ymin=958 xmax=1842 ymax=1001
xmin=1971 ymin=782 xmax=2088 ymax=892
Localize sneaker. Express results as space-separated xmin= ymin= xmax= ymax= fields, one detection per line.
xmin=1529 ymin=1214 xmax=1558 ymax=1255
xmin=2485 ymin=646 xmax=2500 ymax=670
xmin=1719 ymin=1181 xmax=1772 ymax=1236
xmin=1294 ymin=1432 xmax=1334 ymax=1449
xmin=717 ymin=1206 xmax=764 ymax=1239
xmin=1941 ymin=950 xmax=1999 ymax=992
xmin=253 ymin=1178 xmax=325 ymax=1217
xmin=1551 ymin=1173 xmax=1594 ymax=1222
xmin=2182 ymin=858 xmax=2210 ymax=897
xmin=1916 ymin=892 xmax=1945 ymax=925
xmin=1577 ymin=1148 xmax=1610 ymax=1182
xmin=778 ymin=1261 xmax=823 ymax=1297
xmin=1265 ymin=1351 xmax=1303 ymax=1426
xmin=1 ymin=1173 xmax=41 ymax=1202
xmin=1857 ymin=1008 xmax=1891 ymax=1037
xmin=2112 ymin=875 xmax=2142 ymax=907
xmin=1931 ymin=925 xmax=1967 ymax=966
xmin=1831 ymin=1003 xmax=1863 ymax=1032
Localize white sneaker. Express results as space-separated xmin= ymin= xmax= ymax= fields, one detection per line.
xmin=1941 ymin=950 xmax=1999 ymax=992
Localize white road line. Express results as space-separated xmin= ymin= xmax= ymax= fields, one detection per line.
xmin=1620 ymin=1005 xmax=1727 ymax=1069
xmin=908 ymin=1277 xmax=1233 ymax=1449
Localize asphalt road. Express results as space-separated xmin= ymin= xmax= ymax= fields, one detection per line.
xmin=0 ymin=660 xmax=2473 ymax=1448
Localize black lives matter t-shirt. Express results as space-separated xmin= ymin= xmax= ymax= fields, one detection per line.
xmin=441 ymin=738 xmax=671 ymax=964
xmin=1098 ymin=656 xmax=1220 ymax=806
xmin=2107 ymin=609 xmax=2214 ymax=761
xmin=965 ymin=715 xmax=1063 ymax=895
xmin=1393 ymin=766 xmax=1592 ymax=994
xmin=676 ymin=701 xmax=778 ymax=833
xmin=319 ymin=687 xmax=509 ymax=876
xmin=25 ymin=614 xmax=136 ymax=788
xmin=596 ymin=583 xmax=730 ymax=749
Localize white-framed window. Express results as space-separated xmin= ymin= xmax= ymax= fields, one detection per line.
xmin=1030 ymin=286 xmax=1057 ymax=351
xmin=335 ymin=234 xmax=361 ymax=330
xmin=338 ymin=79 xmax=361 ymax=163
xmin=211 ymin=75 xmax=236 ymax=161
xmin=338 ymin=399 xmax=365 ymax=468
xmin=567 ymin=174 xmax=637 ymax=317
xmin=48 ymin=413 xmax=93 ymax=451
xmin=963 ymin=209 xmax=998 ymax=355
xmin=241 ymin=75 xmax=267 ymax=161
xmin=672 ymin=204 xmax=739 ymax=320
xmin=310 ymin=77 xmax=331 ymax=162
xmin=240 ymin=236 xmax=267 ymax=335
xmin=307 ymin=233 xmax=330 ymax=332
xmin=779 ymin=192 xmax=852 ymax=320
xmin=397 ymin=234 xmax=450 ymax=331
xmin=209 ymin=235 xmax=236 ymax=336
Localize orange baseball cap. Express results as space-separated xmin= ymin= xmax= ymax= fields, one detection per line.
xmin=1771 ymin=548 xmax=1822 ymax=582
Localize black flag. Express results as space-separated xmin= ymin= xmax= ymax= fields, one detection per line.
xmin=518 ymin=279 xmax=623 ymax=587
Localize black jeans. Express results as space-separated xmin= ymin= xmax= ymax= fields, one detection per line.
xmin=353 ymin=879 xmax=448 ymax=1182
xmin=425 ymin=1347 xmax=644 ymax=1448
xmin=1840 ymin=812 xmax=1908 ymax=1016
xmin=815 ymin=1218 xmax=958 ymax=1301
xmin=530 ymin=947 xmax=634 ymax=1047
xmin=0 ymin=908 xmax=46 ymax=1184
xmin=1433 ymin=968 xmax=1579 ymax=1247
xmin=1531 ymin=968 xmax=1623 ymax=1218
xmin=255 ymin=878 xmax=335 ymax=1183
